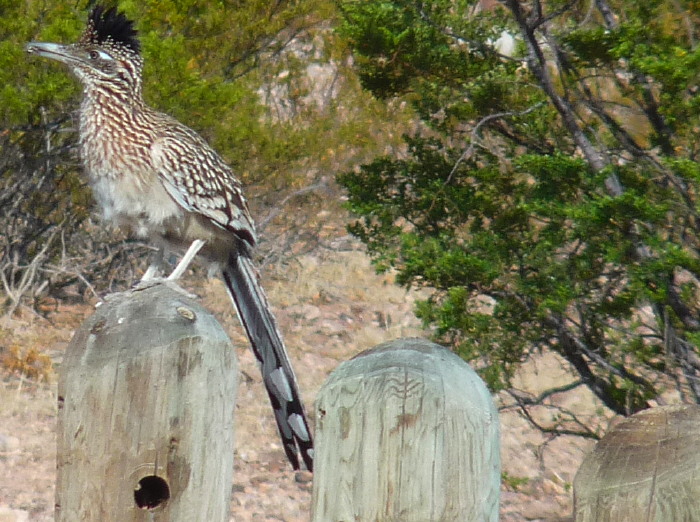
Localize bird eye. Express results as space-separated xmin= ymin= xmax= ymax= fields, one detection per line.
xmin=89 ymin=50 xmax=113 ymax=61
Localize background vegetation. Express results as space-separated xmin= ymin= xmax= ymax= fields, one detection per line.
xmin=338 ymin=0 xmax=700 ymax=431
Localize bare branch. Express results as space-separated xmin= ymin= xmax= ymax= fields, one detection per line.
xmin=256 ymin=181 xmax=330 ymax=231
xmin=503 ymin=387 xmax=601 ymax=440
xmin=445 ymin=102 xmax=546 ymax=184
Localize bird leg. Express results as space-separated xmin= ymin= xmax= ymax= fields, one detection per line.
xmin=141 ymin=245 xmax=165 ymax=282
xmin=134 ymin=241 xmax=203 ymax=298
xmin=167 ymin=239 xmax=205 ymax=281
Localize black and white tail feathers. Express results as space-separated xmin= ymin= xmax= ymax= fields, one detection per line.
xmin=222 ymin=252 xmax=314 ymax=471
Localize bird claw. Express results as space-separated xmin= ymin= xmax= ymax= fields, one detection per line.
xmin=132 ymin=277 xmax=198 ymax=299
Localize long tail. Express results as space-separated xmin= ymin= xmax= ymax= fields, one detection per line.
xmin=222 ymin=252 xmax=313 ymax=471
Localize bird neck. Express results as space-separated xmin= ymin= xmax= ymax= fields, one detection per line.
xmin=80 ymin=81 xmax=150 ymax=124
xmin=81 ymin=76 xmax=145 ymax=111
xmin=78 ymin=80 xmax=159 ymax=156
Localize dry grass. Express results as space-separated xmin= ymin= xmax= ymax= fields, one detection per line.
xmin=266 ymin=250 xmax=427 ymax=350
xmin=0 ymin=380 xmax=57 ymax=521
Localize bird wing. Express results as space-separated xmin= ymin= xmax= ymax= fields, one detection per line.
xmin=150 ymin=126 xmax=256 ymax=246
xmin=149 ymin=120 xmax=314 ymax=471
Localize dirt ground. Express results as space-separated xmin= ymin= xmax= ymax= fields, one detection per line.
xmin=0 ymin=241 xmax=609 ymax=521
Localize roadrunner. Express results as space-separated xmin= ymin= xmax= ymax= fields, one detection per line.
xmin=27 ymin=5 xmax=313 ymax=471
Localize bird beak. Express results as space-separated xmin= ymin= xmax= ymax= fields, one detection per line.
xmin=26 ymin=42 xmax=75 ymax=65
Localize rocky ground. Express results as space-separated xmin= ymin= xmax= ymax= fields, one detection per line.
xmin=0 ymin=239 xmax=610 ymax=521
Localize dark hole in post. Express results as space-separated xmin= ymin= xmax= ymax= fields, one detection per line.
xmin=134 ymin=475 xmax=170 ymax=509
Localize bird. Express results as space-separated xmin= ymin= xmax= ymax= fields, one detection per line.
xmin=26 ymin=5 xmax=313 ymax=471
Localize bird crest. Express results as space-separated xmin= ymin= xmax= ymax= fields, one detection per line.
xmin=81 ymin=5 xmax=140 ymax=55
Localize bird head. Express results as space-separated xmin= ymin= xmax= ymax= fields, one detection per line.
xmin=27 ymin=6 xmax=143 ymax=97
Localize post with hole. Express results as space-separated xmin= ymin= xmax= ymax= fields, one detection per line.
xmin=55 ymin=284 xmax=237 ymax=521
xmin=312 ymin=338 xmax=500 ymax=521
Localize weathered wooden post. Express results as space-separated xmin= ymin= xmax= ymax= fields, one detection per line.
xmin=56 ymin=283 xmax=237 ymax=521
xmin=574 ymin=404 xmax=700 ymax=521
xmin=312 ymin=338 xmax=500 ymax=521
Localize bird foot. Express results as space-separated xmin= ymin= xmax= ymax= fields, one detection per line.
xmin=132 ymin=277 xmax=198 ymax=299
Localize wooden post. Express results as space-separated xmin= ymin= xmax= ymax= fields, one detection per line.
xmin=311 ymin=338 xmax=500 ymax=522
xmin=56 ymin=283 xmax=237 ymax=521
xmin=574 ymin=405 xmax=700 ymax=521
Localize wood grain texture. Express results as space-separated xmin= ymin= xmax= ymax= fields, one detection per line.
xmin=574 ymin=405 xmax=700 ymax=522
xmin=56 ymin=283 xmax=237 ymax=521
xmin=312 ymin=338 xmax=500 ymax=522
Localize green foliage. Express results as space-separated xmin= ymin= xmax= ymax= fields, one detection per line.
xmin=0 ymin=2 xmax=80 ymax=126
xmin=501 ymin=471 xmax=529 ymax=491
xmin=339 ymin=0 xmax=700 ymax=415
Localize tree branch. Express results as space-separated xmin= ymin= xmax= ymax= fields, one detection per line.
xmin=445 ymin=102 xmax=546 ymax=184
